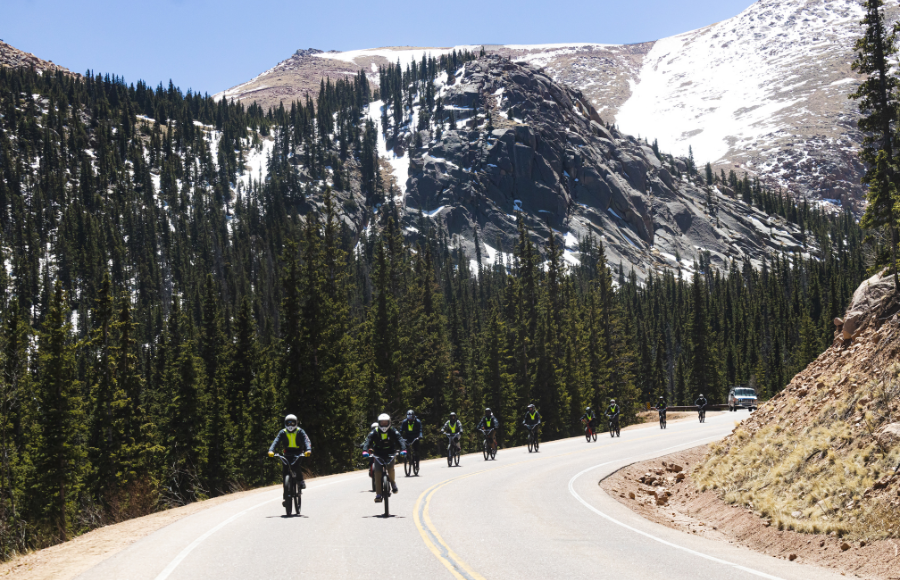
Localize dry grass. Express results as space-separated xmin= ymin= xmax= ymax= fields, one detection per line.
xmin=695 ymin=364 xmax=900 ymax=541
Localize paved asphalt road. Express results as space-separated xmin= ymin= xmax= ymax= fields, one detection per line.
xmin=79 ymin=413 xmax=847 ymax=580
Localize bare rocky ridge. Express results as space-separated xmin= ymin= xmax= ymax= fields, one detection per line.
xmin=0 ymin=40 xmax=75 ymax=77
xmin=215 ymin=0 xmax=883 ymax=210
xmin=396 ymin=55 xmax=813 ymax=281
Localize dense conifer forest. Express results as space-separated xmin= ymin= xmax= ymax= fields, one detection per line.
xmin=0 ymin=60 xmax=868 ymax=558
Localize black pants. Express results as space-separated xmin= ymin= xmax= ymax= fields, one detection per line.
xmin=282 ymin=455 xmax=304 ymax=493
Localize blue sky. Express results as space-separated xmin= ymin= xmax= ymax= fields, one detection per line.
xmin=4 ymin=0 xmax=754 ymax=96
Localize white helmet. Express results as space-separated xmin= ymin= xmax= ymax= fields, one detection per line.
xmin=378 ymin=413 xmax=391 ymax=433
xmin=371 ymin=422 xmax=378 ymax=430
xmin=285 ymin=414 xmax=298 ymax=432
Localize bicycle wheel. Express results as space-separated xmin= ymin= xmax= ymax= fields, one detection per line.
xmin=413 ymin=455 xmax=420 ymax=476
xmin=404 ymin=455 xmax=411 ymax=477
xmin=527 ymin=435 xmax=533 ymax=453
xmin=382 ymin=474 xmax=390 ymax=517
xmin=454 ymin=448 xmax=460 ymax=466
xmin=447 ymin=446 xmax=453 ymax=467
xmin=490 ymin=444 xmax=497 ymax=460
xmin=284 ymin=475 xmax=293 ymax=516
xmin=592 ymin=430 xmax=597 ymax=442
xmin=585 ymin=428 xmax=590 ymax=443
xmin=609 ymin=423 xmax=614 ymax=438
xmin=483 ymin=442 xmax=489 ymax=460
xmin=294 ymin=480 xmax=301 ymax=515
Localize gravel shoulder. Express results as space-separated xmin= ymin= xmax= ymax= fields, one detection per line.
xmin=600 ymin=444 xmax=900 ymax=580
xmin=0 ymin=485 xmax=278 ymax=580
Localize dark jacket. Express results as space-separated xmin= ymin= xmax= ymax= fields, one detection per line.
xmin=477 ymin=415 xmax=499 ymax=431
xmin=605 ymin=404 xmax=620 ymax=418
xmin=269 ymin=427 xmax=312 ymax=455
xmin=399 ymin=417 xmax=423 ymax=441
xmin=363 ymin=427 xmax=406 ymax=457
xmin=522 ymin=410 xmax=542 ymax=426
xmin=442 ymin=419 xmax=464 ymax=436
xmin=695 ymin=397 xmax=708 ymax=408
xmin=580 ymin=411 xmax=597 ymax=423
xmin=657 ymin=400 xmax=668 ymax=411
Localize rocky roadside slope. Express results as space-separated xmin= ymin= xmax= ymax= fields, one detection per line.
xmin=693 ymin=270 xmax=900 ymax=540
xmin=601 ymin=270 xmax=900 ymax=578
xmin=396 ymin=55 xmax=813 ymax=281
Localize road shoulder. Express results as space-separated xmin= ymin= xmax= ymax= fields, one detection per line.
xmin=600 ymin=445 xmax=900 ymax=580
xmin=0 ymin=485 xmax=277 ymax=580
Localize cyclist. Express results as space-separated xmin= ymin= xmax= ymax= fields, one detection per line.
xmin=399 ymin=409 xmax=422 ymax=460
xmin=268 ymin=414 xmax=311 ymax=507
xmin=442 ymin=412 xmax=464 ymax=455
xmin=362 ymin=413 xmax=406 ymax=503
xmin=695 ymin=393 xmax=708 ymax=420
xmin=477 ymin=408 xmax=499 ymax=451
xmin=522 ymin=403 xmax=541 ymax=439
xmin=657 ymin=396 xmax=668 ymax=420
xmin=605 ymin=399 xmax=621 ymax=433
xmin=580 ymin=406 xmax=597 ymax=433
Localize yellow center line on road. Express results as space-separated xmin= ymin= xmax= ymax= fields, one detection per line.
xmin=413 ymin=424 xmax=713 ymax=580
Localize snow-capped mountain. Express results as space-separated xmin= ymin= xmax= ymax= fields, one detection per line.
xmin=215 ymin=0 xmax=883 ymax=209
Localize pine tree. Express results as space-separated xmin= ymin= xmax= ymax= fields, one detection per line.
xmin=851 ymin=0 xmax=900 ymax=288
xmin=29 ymin=282 xmax=85 ymax=539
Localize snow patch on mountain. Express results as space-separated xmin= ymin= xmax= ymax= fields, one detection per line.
xmin=617 ymin=0 xmax=865 ymax=165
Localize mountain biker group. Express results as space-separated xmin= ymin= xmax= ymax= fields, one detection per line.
xmin=269 ymin=393 xmax=719 ymax=508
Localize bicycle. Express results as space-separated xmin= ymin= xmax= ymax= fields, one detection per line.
xmin=480 ymin=428 xmax=497 ymax=460
xmin=525 ymin=424 xmax=540 ymax=452
xmin=698 ymin=407 xmax=706 ymax=423
xmin=607 ymin=416 xmax=621 ymax=438
xmin=445 ymin=433 xmax=461 ymax=467
xmin=363 ymin=451 xmax=403 ymax=517
xmin=582 ymin=419 xmax=597 ymax=442
xmin=402 ymin=437 xmax=420 ymax=476
xmin=658 ymin=409 xmax=667 ymax=429
xmin=273 ymin=453 xmax=307 ymax=516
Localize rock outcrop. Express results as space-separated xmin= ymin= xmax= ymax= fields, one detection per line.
xmin=397 ymin=55 xmax=813 ymax=281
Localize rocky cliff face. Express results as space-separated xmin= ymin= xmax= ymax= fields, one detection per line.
xmin=391 ymin=55 xmax=812 ymax=281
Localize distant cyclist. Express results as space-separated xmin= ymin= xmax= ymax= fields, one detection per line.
xmin=442 ymin=412 xmax=464 ymax=454
xmin=362 ymin=413 xmax=406 ymax=503
xmin=399 ymin=409 xmax=423 ymax=458
xmin=657 ymin=396 xmax=668 ymax=414
xmin=580 ymin=406 xmax=597 ymax=432
xmin=695 ymin=393 xmax=708 ymax=420
xmin=522 ymin=403 xmax=541 ymax=431
xmin=268 ymin=414 xmax=311 ymax=507
xmin=477 ymin=408 xmax=499 ymax=451
xmin=605 ymin=399 xmax=621 ymax=432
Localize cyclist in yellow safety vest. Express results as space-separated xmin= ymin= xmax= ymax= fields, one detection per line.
xmin=399 ymin=409 xmax=422 ymax=460
xmin=477 ymin=408 xmax=499 ymax=451
xmin=268 ymin=414 xmax=312 ymax=504
xmin=441 ymin=412 xmax=463 ymax=453
xmin=522 ymin=403 xmax=542 ymax=429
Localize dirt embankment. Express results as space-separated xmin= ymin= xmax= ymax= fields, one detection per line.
xmin=601 ymin=446 xmax=900 ymax=580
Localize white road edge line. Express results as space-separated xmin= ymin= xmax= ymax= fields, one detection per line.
xmin=567 ymin=434 xmax=787 ymax=580
xmin=153 ymin=479 xmax=345 ymax=580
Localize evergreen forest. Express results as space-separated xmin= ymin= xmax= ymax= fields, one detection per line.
xmin=0 ymin=59 xmax=870 ymax=558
